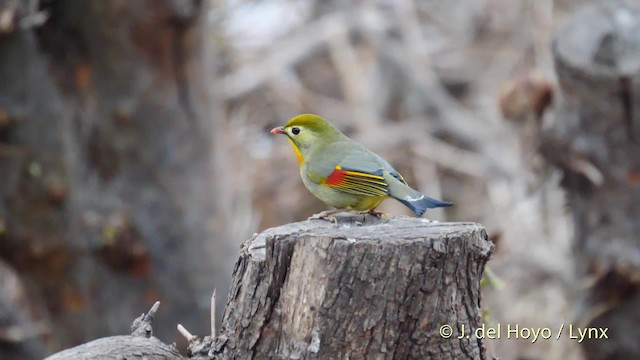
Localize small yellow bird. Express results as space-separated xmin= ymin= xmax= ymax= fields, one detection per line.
xmin=271 ymin=114 xmax=453 ymax=218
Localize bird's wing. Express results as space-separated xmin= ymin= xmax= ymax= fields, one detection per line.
xmin=323 ymin=164 xmax=388 ymax=197
xmin=309 ymin=143 xmax=405 ymax=197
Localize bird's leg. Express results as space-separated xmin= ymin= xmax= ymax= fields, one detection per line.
xmin=308 ymin=208 xmax=345 ymax=222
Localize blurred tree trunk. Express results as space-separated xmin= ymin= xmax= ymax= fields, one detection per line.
xmin=546 ymin=1 xmax=640 ymax=359
xmin=0 ymin=0 xmax=222 ymax=357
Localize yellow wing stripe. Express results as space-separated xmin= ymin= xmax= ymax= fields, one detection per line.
xmin=339 ymin=167 xmax=385 ymax=181
xmin=342 ymin=179 xmax=387 ymax=190
xmin=331 ymin=183 xmax=386 ymax=196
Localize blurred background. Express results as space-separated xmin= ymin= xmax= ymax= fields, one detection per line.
xmin=0 ymin=0 xmax=621 ymax=359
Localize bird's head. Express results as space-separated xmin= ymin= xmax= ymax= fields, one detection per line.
xmin=271 ymin=114 xmax=343 ymax=165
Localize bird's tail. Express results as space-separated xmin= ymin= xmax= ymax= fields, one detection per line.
xmin=397 ymin=194 xmax=453 ymax=217
xmin=386 ymin=172 xmax=453 ymax=216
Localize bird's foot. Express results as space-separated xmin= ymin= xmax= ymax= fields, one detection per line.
xmin=365 ymin=209 xmax=388 ymax=218
xmin=308 ymin=209 xmax=344 ymax=222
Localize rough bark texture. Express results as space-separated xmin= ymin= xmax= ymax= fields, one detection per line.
xmin=0 ymin=0 xmax=221 ymax=357
xmin=546 ymin=1 xmax=640 ymax=359
xmin=213 ymin=214 xmax=493 ymax=360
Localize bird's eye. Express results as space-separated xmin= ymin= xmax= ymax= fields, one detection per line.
xmin=291 ymin=127 xmax=301 ymax=135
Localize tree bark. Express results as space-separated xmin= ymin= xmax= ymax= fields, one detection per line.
xmin=546 ymin=1 xmax=640 ymax=359
xmin=213 ymin=214 xmax=493 ymax=359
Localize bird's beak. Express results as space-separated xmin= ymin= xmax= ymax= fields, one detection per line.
xmin=271 ymin=126 xmax=285 ymax=134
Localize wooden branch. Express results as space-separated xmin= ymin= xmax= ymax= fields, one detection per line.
xmin=218 ymin=10 xmax=391 ymax=100
xmin=131 ymin=301 xmax=160 ymax=338
xmin=213 ymin=214 xmax=493 ymax=359
xmin=43 ymin=336 xmax=184 ymax=360
xmin=44 ymin=302 xmax=184 ymax=360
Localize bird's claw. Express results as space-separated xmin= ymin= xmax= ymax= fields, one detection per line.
xmin=308 ymin=210 xmax=340 ymax=223
xmin=366 ymin=209 xmax=387 ymax=218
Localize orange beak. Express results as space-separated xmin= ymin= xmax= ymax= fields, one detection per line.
xmin=271 ymin=126 xmax=285 ymax=134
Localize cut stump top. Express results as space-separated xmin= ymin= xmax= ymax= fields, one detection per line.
xmin=248 ymin=214 xmax=491 ymax=259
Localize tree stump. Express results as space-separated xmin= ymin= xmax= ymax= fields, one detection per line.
xmin=547 ymin=1 xmax=640 ymax=359
xmin=213 ymin=214 xmax=493 ymax=359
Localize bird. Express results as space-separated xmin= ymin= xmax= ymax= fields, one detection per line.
xmin=271 ymin=114 xmax=453 ymax=219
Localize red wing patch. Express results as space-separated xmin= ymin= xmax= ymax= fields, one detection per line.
xmin=326 ymin=168 xmax=347 ymax=185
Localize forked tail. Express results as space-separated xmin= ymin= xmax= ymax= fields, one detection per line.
xmin=397 ymin=194 xmax=453 ymax=217
xmin=386 ymin=172 xmax=453 ymax=216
